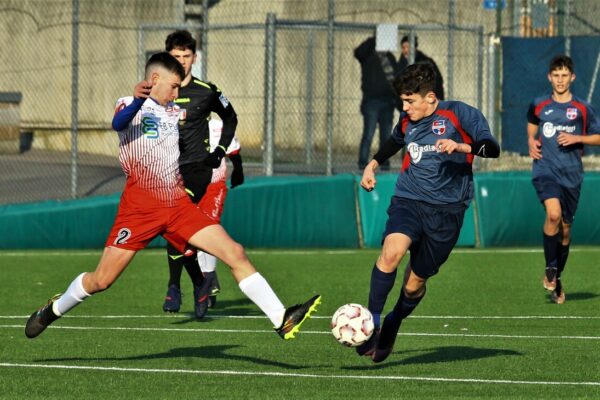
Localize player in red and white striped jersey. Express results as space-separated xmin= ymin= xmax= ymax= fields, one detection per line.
xmin=25 ymin=52 xmax=320 ymax=341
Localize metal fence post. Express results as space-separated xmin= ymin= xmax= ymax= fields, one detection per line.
xmin=201 ymin=0 xmax=209 ymax=81
xmin=264 ymin=13 xmax=276 ymax=176
xmin=447 ymin=0 xmax=455 ymax=100
xmin=71 ymin=0 xmax=79 ymax=199
xmin=306 ymin=30 xmax=314 ymax=166
xmin=326 ymin=0 xmax=334 ymax=176
xmin=477 ymin=26 xmax=484 ymax=111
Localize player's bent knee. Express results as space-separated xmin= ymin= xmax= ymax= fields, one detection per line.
xmin=378 ymin=253 xmax=402 ymax=272
xmin=546 ymin=211 xmax=561 ymax=225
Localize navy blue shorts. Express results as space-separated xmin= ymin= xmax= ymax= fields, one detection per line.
xmin=382 ymin=196 xmax=466 ymax=279
xmin=532 ymin=176 xmax=580 ymax=224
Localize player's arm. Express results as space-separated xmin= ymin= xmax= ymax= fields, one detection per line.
xmin=226 ymin=136 xmax=244 ymax=188
xmin=436 ymin=105 xmax=500 ymax=158
xmin=526 ymin=102 xmax=542 ymax=159
xmin=557 ymin=132 xmax=600 ymax=146
xmin=111 ymin=80 xmax=151 ymax=131
xmin=362 ymin=127 xmax=404 ymax=192
xmin=559 ymin=104 xmax=600 ymax=147
xmin=211 ymin=89 xmax=238 ymax=150
xmin=436 ymin=137 xmax=499 ymax=157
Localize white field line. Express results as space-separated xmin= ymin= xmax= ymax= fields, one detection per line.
xmin=2 ymin=314 xmax=600 ymax=320
xmin=0 ymin=362 xmax=599 ymax=387
xmin=2 ymin=247 xmax=600 ymax=257
xmin=3 ymin=324 xmax=600 ymax=340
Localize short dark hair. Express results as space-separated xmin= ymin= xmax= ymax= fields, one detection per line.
xmin=145 ymin=52 xmax=185 ymax=81
xmin=401 ymin=35 xmax=418 ymax=48
xmin=394 ymin=62 xmax=437 ymax=96
xmin=165 ymin=30 xmax=197 ymax=53
xmin=549 ymin=55 xmax=574 ymax=73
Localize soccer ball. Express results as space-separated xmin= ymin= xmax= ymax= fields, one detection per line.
xmin=331 ymin=303 xmax=374 ymax=347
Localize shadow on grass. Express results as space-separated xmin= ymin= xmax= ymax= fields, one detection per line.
xmin=342 ymin=346 xmax=522 ymax=370
xmin=546 ymin=291 xmax=598 ymax=302
xmin=36 ymin=345 xmax=311 ymax=369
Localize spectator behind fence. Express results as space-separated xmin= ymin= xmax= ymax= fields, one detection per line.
xmin=399 ymin=35 xmax=444 ymax=100
xmin=354 ymin=36 xmax=402 ymax=171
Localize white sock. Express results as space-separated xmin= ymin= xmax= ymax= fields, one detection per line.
xmin=53 ymin=273 xmax=91 ymax=316
xmin=198 ymin=252 xmax=217 ymax=273
xmin=238 ymin=272 xmax=285 ymax=327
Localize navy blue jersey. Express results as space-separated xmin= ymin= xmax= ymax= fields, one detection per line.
xmin=527 ymin=94 xmax=600 ymax=188
xmin=391 ymin=101 xmax=497 ymax=205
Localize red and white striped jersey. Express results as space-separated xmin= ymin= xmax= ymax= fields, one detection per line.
xmin=208 ymin=119 xmax=241 ymax=183
xmin=114 ymin=96 xmax=187 ymax=206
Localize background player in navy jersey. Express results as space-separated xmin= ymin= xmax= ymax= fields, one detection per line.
xmin=162 ymin=30 xmax=244 ymax=318
xmin=527 ymin=55 xmax=600 ymax=304
xmin=357 ymin=63 xmax=499 ymax=363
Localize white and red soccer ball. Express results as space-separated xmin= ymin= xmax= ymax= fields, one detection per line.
xmin=330 ymin=303 xmax=374 ymax=347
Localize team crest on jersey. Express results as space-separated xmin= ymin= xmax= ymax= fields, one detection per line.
xmin=432 ymin=120 xmax=446 ymax=135
xmin=566 ymin=107 xmax=578 ymax=120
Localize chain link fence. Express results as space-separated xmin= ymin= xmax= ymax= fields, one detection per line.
xmin=2 ymin=0 xmax=600 ymax=204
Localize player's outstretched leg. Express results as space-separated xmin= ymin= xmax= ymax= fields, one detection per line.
xmin=25 ymin=294 xmax=62 ymax=339
xmin=372 ymin=287 xmax=425 ymax=363
xmin=275 ymin=294 xmax=322 ymax=340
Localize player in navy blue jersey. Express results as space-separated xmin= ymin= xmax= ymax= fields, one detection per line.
xmin=527 ymin=55 xmax=600 ymax=304
xmin=357 ymin=62 xmax=500 ymax=363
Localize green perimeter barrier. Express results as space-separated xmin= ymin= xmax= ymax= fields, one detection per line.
xmin=0 ymin=193 xmax=121 ymax=249
xmin=3 ymin=172 xmax=596 ymax=249
xmin=0 ymin=175 xmax=360 ymax=249
xmin=220 ymin=174 xmax=360 ymax=248
xmin=474 ymin=171 xmax=600 ymax=246
xmin=356 ymin=174 xmax=476 ymax=248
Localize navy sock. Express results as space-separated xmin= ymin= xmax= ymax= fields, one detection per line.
xmin=557 ymin=243 xmax=570 ymax=277
xmin=543 ymin=233 xmax=560 ymax=270
xmin=368 ymin=264 xmax=397 ymax=328
xmin=392 ymin=287 xmax=426 ymax=321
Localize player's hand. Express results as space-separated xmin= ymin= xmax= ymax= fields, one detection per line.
xmin=435 ymin=139 xmax=463 ymax=154
xmin=557 ymin=132 xmax=580 ymax=147
xmin=230 ymin=165 xmax=244 ymax=188
xmin=360 ymin=165 xmax=377 ymax=192
xmin=134 ymin=80 xmax=152 ymax=99
xmin=528 ymin=137 xmax=542 ymax=159
xmin=205 ymin=146 xmax=226 ymax=168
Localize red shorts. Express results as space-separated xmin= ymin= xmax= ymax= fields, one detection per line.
xmin=198 ymin=181 xmax=228 ymax=222
xmin=105 ymin=188 xmax=218 ymax=253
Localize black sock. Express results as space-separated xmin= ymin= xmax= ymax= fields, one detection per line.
xmin=167 ymin=242 xmax=184 ymax=287
xmin=183 ymin=255 xmax=203 ymax=286
xmin=557 ymin=243 xmax=570 ymax=277
xmin=368 ymin=264 xmax=397 ymax=328
xmin=543 ymin=233 xmax=560 ymax=271
xmin=392 ymin=287 xmax=426 ymax=320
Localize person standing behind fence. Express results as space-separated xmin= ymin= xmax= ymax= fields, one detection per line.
xmin=355 ymin=36 xmax=402 ymax=171
xmin=527 ymin=55 xmax=600 ymax=304
xmin=399 ymin=35 xmax=444 ymax=100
